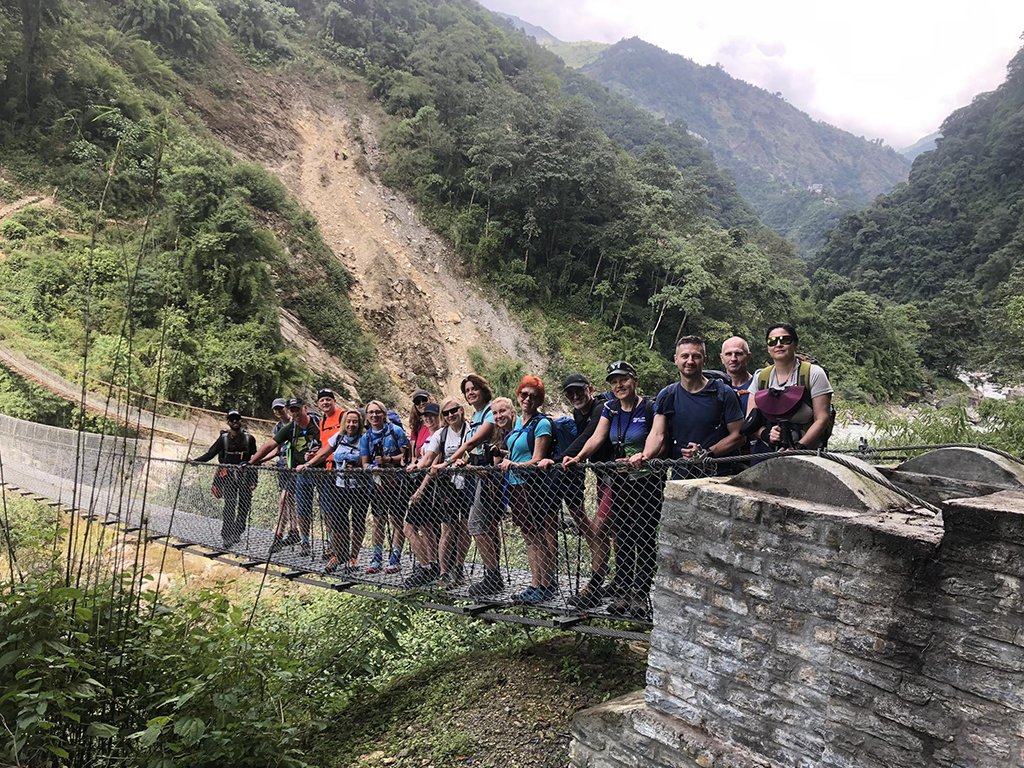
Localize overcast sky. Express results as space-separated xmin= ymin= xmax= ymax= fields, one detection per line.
xmin=477 ymin=0 xmax=1023 ymax=148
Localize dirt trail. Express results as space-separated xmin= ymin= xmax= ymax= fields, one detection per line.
xmin=275 ymin=106 xmax=543 ymax=399
xmin=0 ymin=194 xmax=54 ymax=221
xmin=184 ymin=57 xmax=544 ymax=402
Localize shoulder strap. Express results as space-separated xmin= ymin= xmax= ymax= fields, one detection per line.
xmin=757 ymin=366 xmax=772 ymax=389
xmin=221 ymin=432 xmax=229 ymax=454
xmin=798 ymin=360 xmax=812 ymax=389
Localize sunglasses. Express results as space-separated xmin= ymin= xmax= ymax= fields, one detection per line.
xmin=413 ymin=397 xmax=428 ymax=405
xmin=366 ymin=410 xmax=385 ymax=416
xmin=443 ymin=407 xmax=461 ymax=416
xmin=767 ymin=335 xmax=795 ymax=348
xmin=519 ymin=391 xmax=540 ymax=401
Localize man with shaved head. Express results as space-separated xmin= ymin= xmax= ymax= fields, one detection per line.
xmin=720 ymin=336 xmax=754 ymax=412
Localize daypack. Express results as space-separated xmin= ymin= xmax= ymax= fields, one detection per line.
xmin=755 ymin=354 xmax=836 ymax=447
xmin=386 ymin=409 xmax=404 ymax=430
xmin=504 ymin=413 xmax=556 ymax=459
xmin=550 ymin=415 xmax=578 ymax=460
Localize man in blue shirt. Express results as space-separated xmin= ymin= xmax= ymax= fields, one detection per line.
xmin=630 ymin=335 xmax=745 ymax=479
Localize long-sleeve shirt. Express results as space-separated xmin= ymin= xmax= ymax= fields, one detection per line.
xmin=193 ymin=430 xmax=257 ymax=464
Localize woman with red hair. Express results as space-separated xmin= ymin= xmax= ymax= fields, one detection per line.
xmin=500 ymin=375 xmax=558 ymax=603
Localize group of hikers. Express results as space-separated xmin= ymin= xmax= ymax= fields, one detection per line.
xmin=190 ymin=324 xmax=833 ymax=618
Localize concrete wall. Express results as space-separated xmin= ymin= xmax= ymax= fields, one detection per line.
xmin=570 ymin=456 xmax=1024 ymax=768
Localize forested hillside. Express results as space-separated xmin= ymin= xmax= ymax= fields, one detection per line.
xmin=0 ymin=0 xmax=931 ymax=404
xmin=815 ymin=44 xmax=1024 ymax=380
xmin=578 ymin=38 xmax=911 ymax=256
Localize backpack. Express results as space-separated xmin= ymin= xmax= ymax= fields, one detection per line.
xmin=755 ymin=354 xmax=836 ymax=447
xmin=550 ymin=416 xmax=578 ymax=460
xmin=386 ymin=409 xmax=404 ymax=430
xmin=504 ymin=413 xmax=555 ymax=459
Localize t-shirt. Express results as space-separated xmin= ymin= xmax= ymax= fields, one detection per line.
xmin=318 ymin=409 xmax=344 ymax=469
xmin=731 ymin=375 xmax=754 ymax=413
xmin=424 ymin=423 xmax=469 ymax=489
xmin=467 ymin=404 xmax=495 ymax=456
xmin=600 ymin=397 xmax=654 ymax=458
xmin=654 ymin=379 xmax=744 ymax=458
xmin=412 ymin=423 xmax=433 ymax=459
xmin=329 ymin=431 xmax=363 ymax=488
xmin=358 ymin=424 xmax=409 ymax=466
xmin=273 ymin=418 xmax=322 ymax=470
xmin=424 ymin=423 xmax=468 ymax=462
xmin=749 ymin=364 xmax=833 ymax=399
xmin=274 ymin=419 xmax=290 ymax=467
xmin=504 ymin=414 xmax=552 ymax=485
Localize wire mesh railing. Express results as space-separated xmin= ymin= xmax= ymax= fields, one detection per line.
xmin=6 ymin=413 xmax=1019 ymax=633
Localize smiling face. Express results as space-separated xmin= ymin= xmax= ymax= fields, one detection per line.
xmin=344 ymin=411 xmax=361 ymax=435
xmin=441 ymin=399 xmax=465 ymax=429
xmin=517 ymin=387 xmax=542 ymax=417
xmin=318 ymin=395 xmax=336 ymax=414
xmin=365 ymin=404 xmax=386 ymax=429
xmin=766 ymin=326 xmax=797 ymax=364
xmin=463 ymin=380 xmax=480 ymax=407
xmin=564 ymin=385 xmax=592 ymax=411
xmin=674 ymin=343 xmax=705 ymax=378
xmin=606 ymin=373 xmax=636 ymax=403
xmin=492 ymin=400 xmax=516 ymax=430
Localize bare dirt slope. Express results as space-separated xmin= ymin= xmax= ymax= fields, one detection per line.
xmin=187 ymin=60 xmax=543 ymax=402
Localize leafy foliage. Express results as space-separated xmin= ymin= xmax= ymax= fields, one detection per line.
xmin=815 ymin=43 xmax=1024 ymax=381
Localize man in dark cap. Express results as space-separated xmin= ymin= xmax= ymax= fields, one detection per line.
xmin=190 ymin=409 xmax=258 ymax=548
xmin=550 ymin=373 xmax=614 ymax=607
xmin=250 ymin=398 xmax=322 ymax=557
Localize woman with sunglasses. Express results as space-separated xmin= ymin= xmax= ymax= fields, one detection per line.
xmin=300 ymin=408 xmax=369 ymax=573
xmin=406 ymin=400 xmax=472 ymax=587
xmin=360 ymin=399 xmax=410 ymax=574
xmin=440 ymin=375 xmax=504 ymax=597
xmin=746 ymin=323 xmax=834 ymax=450
xmin=501 ymin=376 xmax=558 ymax=604
xmin=408 ymin=389 xmax=436 ymax=463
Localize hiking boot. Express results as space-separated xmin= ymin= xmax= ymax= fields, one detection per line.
xmin=603 ymin=578 xmax=624 ymax=599
xmin=323 ymin=557 xmax=340 ymax=574
xmin=627 ymin=592 xmax=652 ymax=620
xmin=405 ymin=564 xmax=440 ymax=587
xmin=467 ymin=571 xmax=504 ymax=597
xmin=344 ymin=558 xmax=359 ymax=573
xmin=384 ymin=551 xmax=402 ymax=574
xmin=512 ymin=585 xmax=556 ymax=605
xmin=366 ymin=557 xmax=383 ymax=574
xmin=567 ymin=582 xmax=605 ymax=610
xmin=282 ymin=530 xmax=300 ymax=546
xmin=439 ymin=569 xmax=464 ymax=590
xmin=269 ymin=536 xmax=286 ymax=555
xmin=606 ymin=594 xmax=632 ymax=616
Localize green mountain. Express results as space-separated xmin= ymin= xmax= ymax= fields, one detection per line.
xmin=899 ymin=131 xmax=941 ymax=161
xmin=491 ymin=11 xmax=608 ymax=68
xmin=0 ymin=0 xmax=927 ymax=405
xmin=579 ymin=38 xmax=912 ymax=256
xmin=815 ymin=45 xmax=1024 ymax=378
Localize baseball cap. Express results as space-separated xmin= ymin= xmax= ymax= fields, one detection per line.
xmin=422 ymin=402 xmax=440 ymax=416
xmin=286 ymin=398 xmax=304 ymax=408
xmin=605 ymin=361 xmax=638 ymax=380
xmin=562 ymin=372 xmax=590 ymax=391
xmin=412 ymin=389 xmax=430 ymax=403
xmin=271 ymin=398 xmax=286 ymax=409
xmin=316 ymin=388 xmax=336 ymax=401
xmin=226 ymin=409 xmax=241 ymax=421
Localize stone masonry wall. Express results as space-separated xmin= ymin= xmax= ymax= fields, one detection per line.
xmin=571 ymin=472 xmax=1024 ymax=768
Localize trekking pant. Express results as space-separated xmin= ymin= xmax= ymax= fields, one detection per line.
xmin=326 ymin=483 xmax=370 ymax=560
xmin=220 ymin=467 xmax=254 ymax=542
xmin=610 ymin=471 xmax=665 ymax=594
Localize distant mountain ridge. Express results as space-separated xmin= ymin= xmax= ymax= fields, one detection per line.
xmin=492 ymin=10 xmax=608 ymax=68
xmin=579 ymin=38 xmax=911 ymax=255
xmin=899 ymin=131 xmax=941 ymax=160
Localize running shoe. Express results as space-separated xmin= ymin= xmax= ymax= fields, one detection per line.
xmin=268 ymin=536 xmax=285 ymax=555
xmin=323 ymin=557 xmax=340 ymax=574
xmin=384 ymin=551 xmax=402 ymax=574
xmin=366 ymin=557 xmax=383 ymax=574
xmin=282 ymin=530 xmax=300 ymax=546
xmin=405 ymin=564 xmax=439 ymax=587
xmin=467 ymin=571 xmax=504 ymax=597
